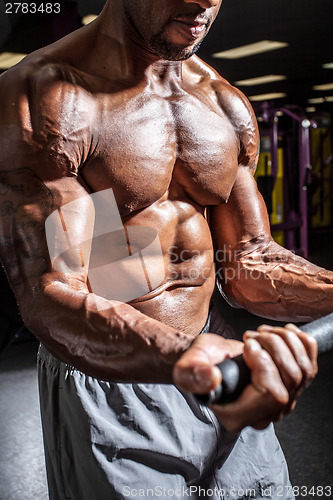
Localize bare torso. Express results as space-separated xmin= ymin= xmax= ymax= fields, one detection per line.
xmin=0 ymin=13 xmax=259 ymax=368
xmin=0 ymin=24 xmax=242 ymax=337
xmin=76 ymin=62 xmax=239 ymax=334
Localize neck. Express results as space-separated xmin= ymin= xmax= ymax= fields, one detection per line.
xmin=87 ymin=0 xmax=182 ymax=84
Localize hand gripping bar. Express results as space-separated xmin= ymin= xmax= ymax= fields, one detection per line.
xmin=195 ymin=313 xmax=333 ymax=406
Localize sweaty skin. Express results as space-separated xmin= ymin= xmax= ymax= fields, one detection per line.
xmin=0 ymin=0 xmax=329 ymax=431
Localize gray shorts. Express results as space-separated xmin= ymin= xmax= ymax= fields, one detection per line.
xmin=37 ymin=306 xmax=293 ymax=500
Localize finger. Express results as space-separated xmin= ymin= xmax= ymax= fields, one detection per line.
xmin=173 ymin=354 xmax=222 ymax=394
xmin=181 ymin=333 xmax=244 ymax=366
xmin=242 ymin=337 xmax=289 ymax=404
xmin=174 ymin=363 xmax=223 ymax=394
xmin=210 ymin=384 xmax=288 ymax=433
xmin=208 ymin=338 xmax=294 ymax=433
xmin=244 ymin=337 xmax=296 ymax=419
xmin=252 ymin=325 xmax=316 ymax=381
xmin=251 ymin=325 xmax=317 ymax=413
xmin=256 ymin=325 xmax=318 ymax=386
xmin=283 ymin=325 xmax=318 ymax=395
xmin=284 ymin=323 xmax=318 ymax=369
xmin=172 ymin=334 xmax=243 ymax=394
xmin=210 ymin=338 xmax=293 ymax=432
xmin=258 ymin=323 xmax=318 ymax=365
xmin=243 ymin=330 xmax=303 ymax=394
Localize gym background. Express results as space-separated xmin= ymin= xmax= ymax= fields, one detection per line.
xmin=0 ymin=1 xmax=332 ymax=498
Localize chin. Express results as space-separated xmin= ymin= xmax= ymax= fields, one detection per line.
xmin=161 ymin=49 xmax=195 ymax=61
xmin=149 ymin=36 xmax=202 ymax=62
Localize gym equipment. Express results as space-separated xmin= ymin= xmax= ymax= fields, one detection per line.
xmin=256 ymin=103 xmax=317 ymax=258
xmin=255 ymin=137 xmax=284 ymax=246
xmin=0 ymin=265 xmax=32 ymax=358
xmin=195 ymin=312 xmax=333 ymax=405
xmin=310 ymin=116 xmax=333 ymax=229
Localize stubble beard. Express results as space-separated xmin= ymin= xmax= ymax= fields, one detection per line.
xmin=148 ymin=33 xmax=203 ymax=61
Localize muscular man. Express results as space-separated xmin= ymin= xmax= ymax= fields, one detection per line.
xmin=0 ymin=0 xmax=331 ymax=498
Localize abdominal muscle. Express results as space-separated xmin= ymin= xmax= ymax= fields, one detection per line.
xmin=122 ymin=194 xmax=217 ymax=337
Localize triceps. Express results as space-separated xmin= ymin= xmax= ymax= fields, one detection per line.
xmin=0 ymin=167 xmax=55 ymax=287
xmin=0 ymin=166 xmax=98 ymax=299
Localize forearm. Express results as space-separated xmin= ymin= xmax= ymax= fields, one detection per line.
xmin=217 ymin=238 xmax=333 ymax=322
xmin=22 ymin=279 xmax=193 ymax=383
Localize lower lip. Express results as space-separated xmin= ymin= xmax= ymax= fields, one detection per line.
xmin=172 ymin=20 xmax=206 ymax=40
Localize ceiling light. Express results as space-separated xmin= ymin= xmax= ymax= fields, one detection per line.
xmin=235 ymin=74 xmax=286 ymax=86
xmin=249 ymin=92 xmax=287 ymax=102
xmin=308 ymin=96 xmax=333 ymax=105
xmin=82 ymin=14 xmax=98 ymax=25
xmin=212 ymin=40 xmax=288 ymax=59
xmin=305 ymin=107 xmax=316 ymax=113
xmin=323 ymin=62 xmax=333 ymax=69
xmin=308 ymin=97 xmax=325 ymax=104
xmin=0 ymin=52 xmax=27 ymax=70
xmin=313 ymin=82 xmax=333 ymax=91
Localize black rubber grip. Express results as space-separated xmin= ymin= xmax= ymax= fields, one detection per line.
xmin=195 ymin=312 xmax=333 ymax=406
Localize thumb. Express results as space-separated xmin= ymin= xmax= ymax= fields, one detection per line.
xmin=173 ymin=360 xmax=222 ymax=394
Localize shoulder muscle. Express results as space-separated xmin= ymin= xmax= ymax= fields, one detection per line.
xmin=212 ymin=79 xmax=259 ymax=175
xmin=0 ymin=60 xmax=96 ymax=177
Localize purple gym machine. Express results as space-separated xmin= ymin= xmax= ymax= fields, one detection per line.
xmin=257 ymin=102 xmax=317 ymax=258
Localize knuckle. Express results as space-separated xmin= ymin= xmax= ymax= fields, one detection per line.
xmin=272 ymin=385 xmax=289 ymax=406
xmin=254 ymin=358 xmax=273 ymax=380
xmin=254 ymin=351 xmax=277 ymax=380
xmin=284 ymin=323 xmax=297 ymax=330
xmin=304 ymin=364 xmax=317 ymax=381
xmin=288 ymin=367 xmax=303 ymax=387
xmin=277 ymin=391 xmax=289 ymax=406
xmin=266 ymin=387 xmax=289 ymax=407
xmin=264 ymin=334 xmax=281 ymax=348
xmin=300 ymin=358 xmax=318 ymax=379
xmin=257 ymin=349 xmax=272 ymax=365
xmin=305 ymin=334 xmax=318 ymax=351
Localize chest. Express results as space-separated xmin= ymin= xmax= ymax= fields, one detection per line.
xmin=80 ymin=87 xmax=239 ymax=213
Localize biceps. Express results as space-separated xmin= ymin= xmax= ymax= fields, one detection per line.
xmin=210 ymin=167 xmax=272 ymax=251
xmin=45 ymin=193 xmax=95 ymax=276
